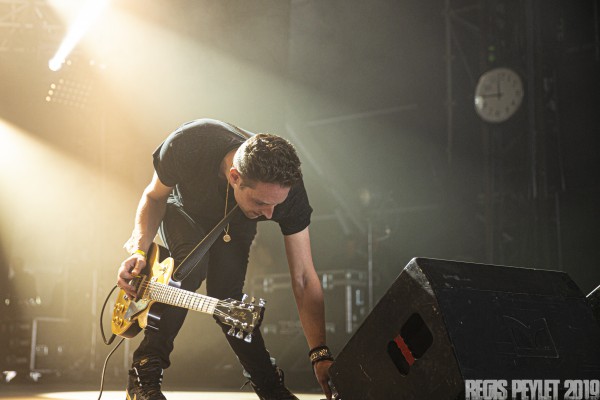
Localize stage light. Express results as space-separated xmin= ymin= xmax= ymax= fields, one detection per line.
xmin=48 ymin=58 xmax=63 ymax=72
xmin=48 ymin=0 xmax=110 ymax=72
xmin=45 ymin=76 xmax=93 ymax=109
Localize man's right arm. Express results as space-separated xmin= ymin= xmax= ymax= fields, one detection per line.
xmin=117 ymin=172 xmax=173 ymax=297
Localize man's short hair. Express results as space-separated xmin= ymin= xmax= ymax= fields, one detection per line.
xmin=233 ymin=133 xmax=302 ymax=187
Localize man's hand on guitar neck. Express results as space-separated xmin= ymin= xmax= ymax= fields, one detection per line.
xmin=117 ymin=253 xmax=146 ymax=299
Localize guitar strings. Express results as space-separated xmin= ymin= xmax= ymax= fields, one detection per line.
xmin=136 ymin=280 xmax=257 ymax=322
xmin=143 ymin=281 xmax=218 ymax=311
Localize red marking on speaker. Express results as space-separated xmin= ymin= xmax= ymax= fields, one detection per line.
xmin=394 ymin=335 xmax=415 ymax=366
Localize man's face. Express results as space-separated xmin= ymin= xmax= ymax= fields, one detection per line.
xmin=232 ymin=177 xmax=290 ymax=220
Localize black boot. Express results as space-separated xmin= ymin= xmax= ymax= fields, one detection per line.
xmin=126 ymin=357 xmax=167 ymax=400
xmin=250 ymin=367 xmax=299 ymax=400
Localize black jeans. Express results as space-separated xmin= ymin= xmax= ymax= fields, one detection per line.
xmin=133 ymin=202 xmax=278 ymax=387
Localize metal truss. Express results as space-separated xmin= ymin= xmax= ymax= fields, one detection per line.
xmin=0 ymin=0 xmax=64 ymax=53
xmin=444 ymin=0 xmax=570 ymax=269
xmin=443 ymin=0 xmax=482 ymax=166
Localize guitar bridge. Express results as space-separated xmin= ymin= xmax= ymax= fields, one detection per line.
xmin=123 ymin=275 xmax=150 ymax=320
xmin=124 ymin=298 xmax=151 ymax=320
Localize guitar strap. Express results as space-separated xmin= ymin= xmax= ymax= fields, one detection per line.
xmin=172 ymin=204 xmax=240 ymax=282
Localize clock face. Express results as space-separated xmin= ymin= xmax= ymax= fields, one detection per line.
xmin=474 ymin=67 xmax=524 ymax=123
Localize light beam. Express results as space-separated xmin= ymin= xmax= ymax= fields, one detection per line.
xmin=48 ymin=0 xmax=110 ymax=72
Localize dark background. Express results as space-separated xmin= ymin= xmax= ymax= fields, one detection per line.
xmin=0 ymin=0 xmax=598 ymax=393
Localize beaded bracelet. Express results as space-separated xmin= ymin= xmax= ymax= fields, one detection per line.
xmin=308 ymin=345 xmax=334 ymax=365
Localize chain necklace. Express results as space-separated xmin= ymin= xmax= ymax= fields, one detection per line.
xmin=223 ymin=181 xmax=231 ymax=242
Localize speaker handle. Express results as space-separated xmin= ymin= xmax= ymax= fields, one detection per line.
xmin=586 ymin=284 xmax=600 ymax=326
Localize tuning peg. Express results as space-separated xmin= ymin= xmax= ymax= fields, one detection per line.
xmin=236 ymin=330 xmax=244 ymax=339
xmin=258 ymin=298 xmax=266 ymax=307
xmin=227 ymin=327 xmax=236 ymax=337
xmin=244 ymin=333 xmax=253 ymax=343
xmin=242 ymin=294 xmax=249 ymax=302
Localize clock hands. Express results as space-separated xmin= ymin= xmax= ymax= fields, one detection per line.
xmin=479 ymin=79 xmax=504 ymax=99
xmin=478 ymin=92 xmax=503 ymax=99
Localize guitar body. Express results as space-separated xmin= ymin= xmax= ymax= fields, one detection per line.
xmin=111 ymin=243 xmax=176 ymax=338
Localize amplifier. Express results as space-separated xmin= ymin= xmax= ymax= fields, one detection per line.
xmin=0 ymin=317 xmax=69 ymax=376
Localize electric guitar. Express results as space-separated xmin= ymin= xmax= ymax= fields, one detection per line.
xmin=111 ymin=243 xmax=265 ymax=343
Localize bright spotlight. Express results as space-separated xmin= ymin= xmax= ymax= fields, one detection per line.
xmin=48 ymin=0 xmax=110 ymax=72
xmin=48 ymin=57 xmax=63 ymax=72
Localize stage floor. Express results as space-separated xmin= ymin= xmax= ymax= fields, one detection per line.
xmin=0 ymin=389 xmax=325 ymax=400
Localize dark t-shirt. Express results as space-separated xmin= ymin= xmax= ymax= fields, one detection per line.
xmin=152 ymin=118 xmax=312 ymax=235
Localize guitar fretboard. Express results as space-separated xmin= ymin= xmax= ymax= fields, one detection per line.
xmin=146 ymin=282 xmax=218 ymax=314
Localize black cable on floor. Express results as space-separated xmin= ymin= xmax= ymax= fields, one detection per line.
xmin=97 ymin=336 xmax=125 ymax=400
xmin=97 ymin=285 xmax=127 ymax=400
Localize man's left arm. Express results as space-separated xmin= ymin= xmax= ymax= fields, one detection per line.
xmin=284 ymin=226 xmax=334 ymax=399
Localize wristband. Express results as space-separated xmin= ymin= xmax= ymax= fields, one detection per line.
xmin=308 ymin=345 xmax=334 ymax=365
xmin=132 ymin=249 xmax=146 ymax=258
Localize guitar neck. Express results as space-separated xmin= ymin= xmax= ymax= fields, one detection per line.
xmin=145 ymin=282 xmax=218 ymax=315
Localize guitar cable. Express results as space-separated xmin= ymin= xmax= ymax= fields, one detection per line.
xmin=97 ymin=284 xmax=126 ymax=400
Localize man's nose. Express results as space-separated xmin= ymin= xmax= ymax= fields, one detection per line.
xmin=262 ymin=205 xmax=275 ymax=219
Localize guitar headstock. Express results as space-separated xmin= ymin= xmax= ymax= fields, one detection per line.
xmin=214 ymin=294 xmax=266 ymax=343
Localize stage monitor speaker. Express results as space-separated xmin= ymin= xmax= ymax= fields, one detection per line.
xmin=329 ymin=258 xmax=600 ymax=400
xmin=587 ymin=284 xmax=600 ymax=327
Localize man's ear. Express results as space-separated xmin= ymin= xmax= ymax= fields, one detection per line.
xmin=229 ymin=168 xmax=242 ymax=186
xmin=230 ymin=168 xmax=255 ymax=188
